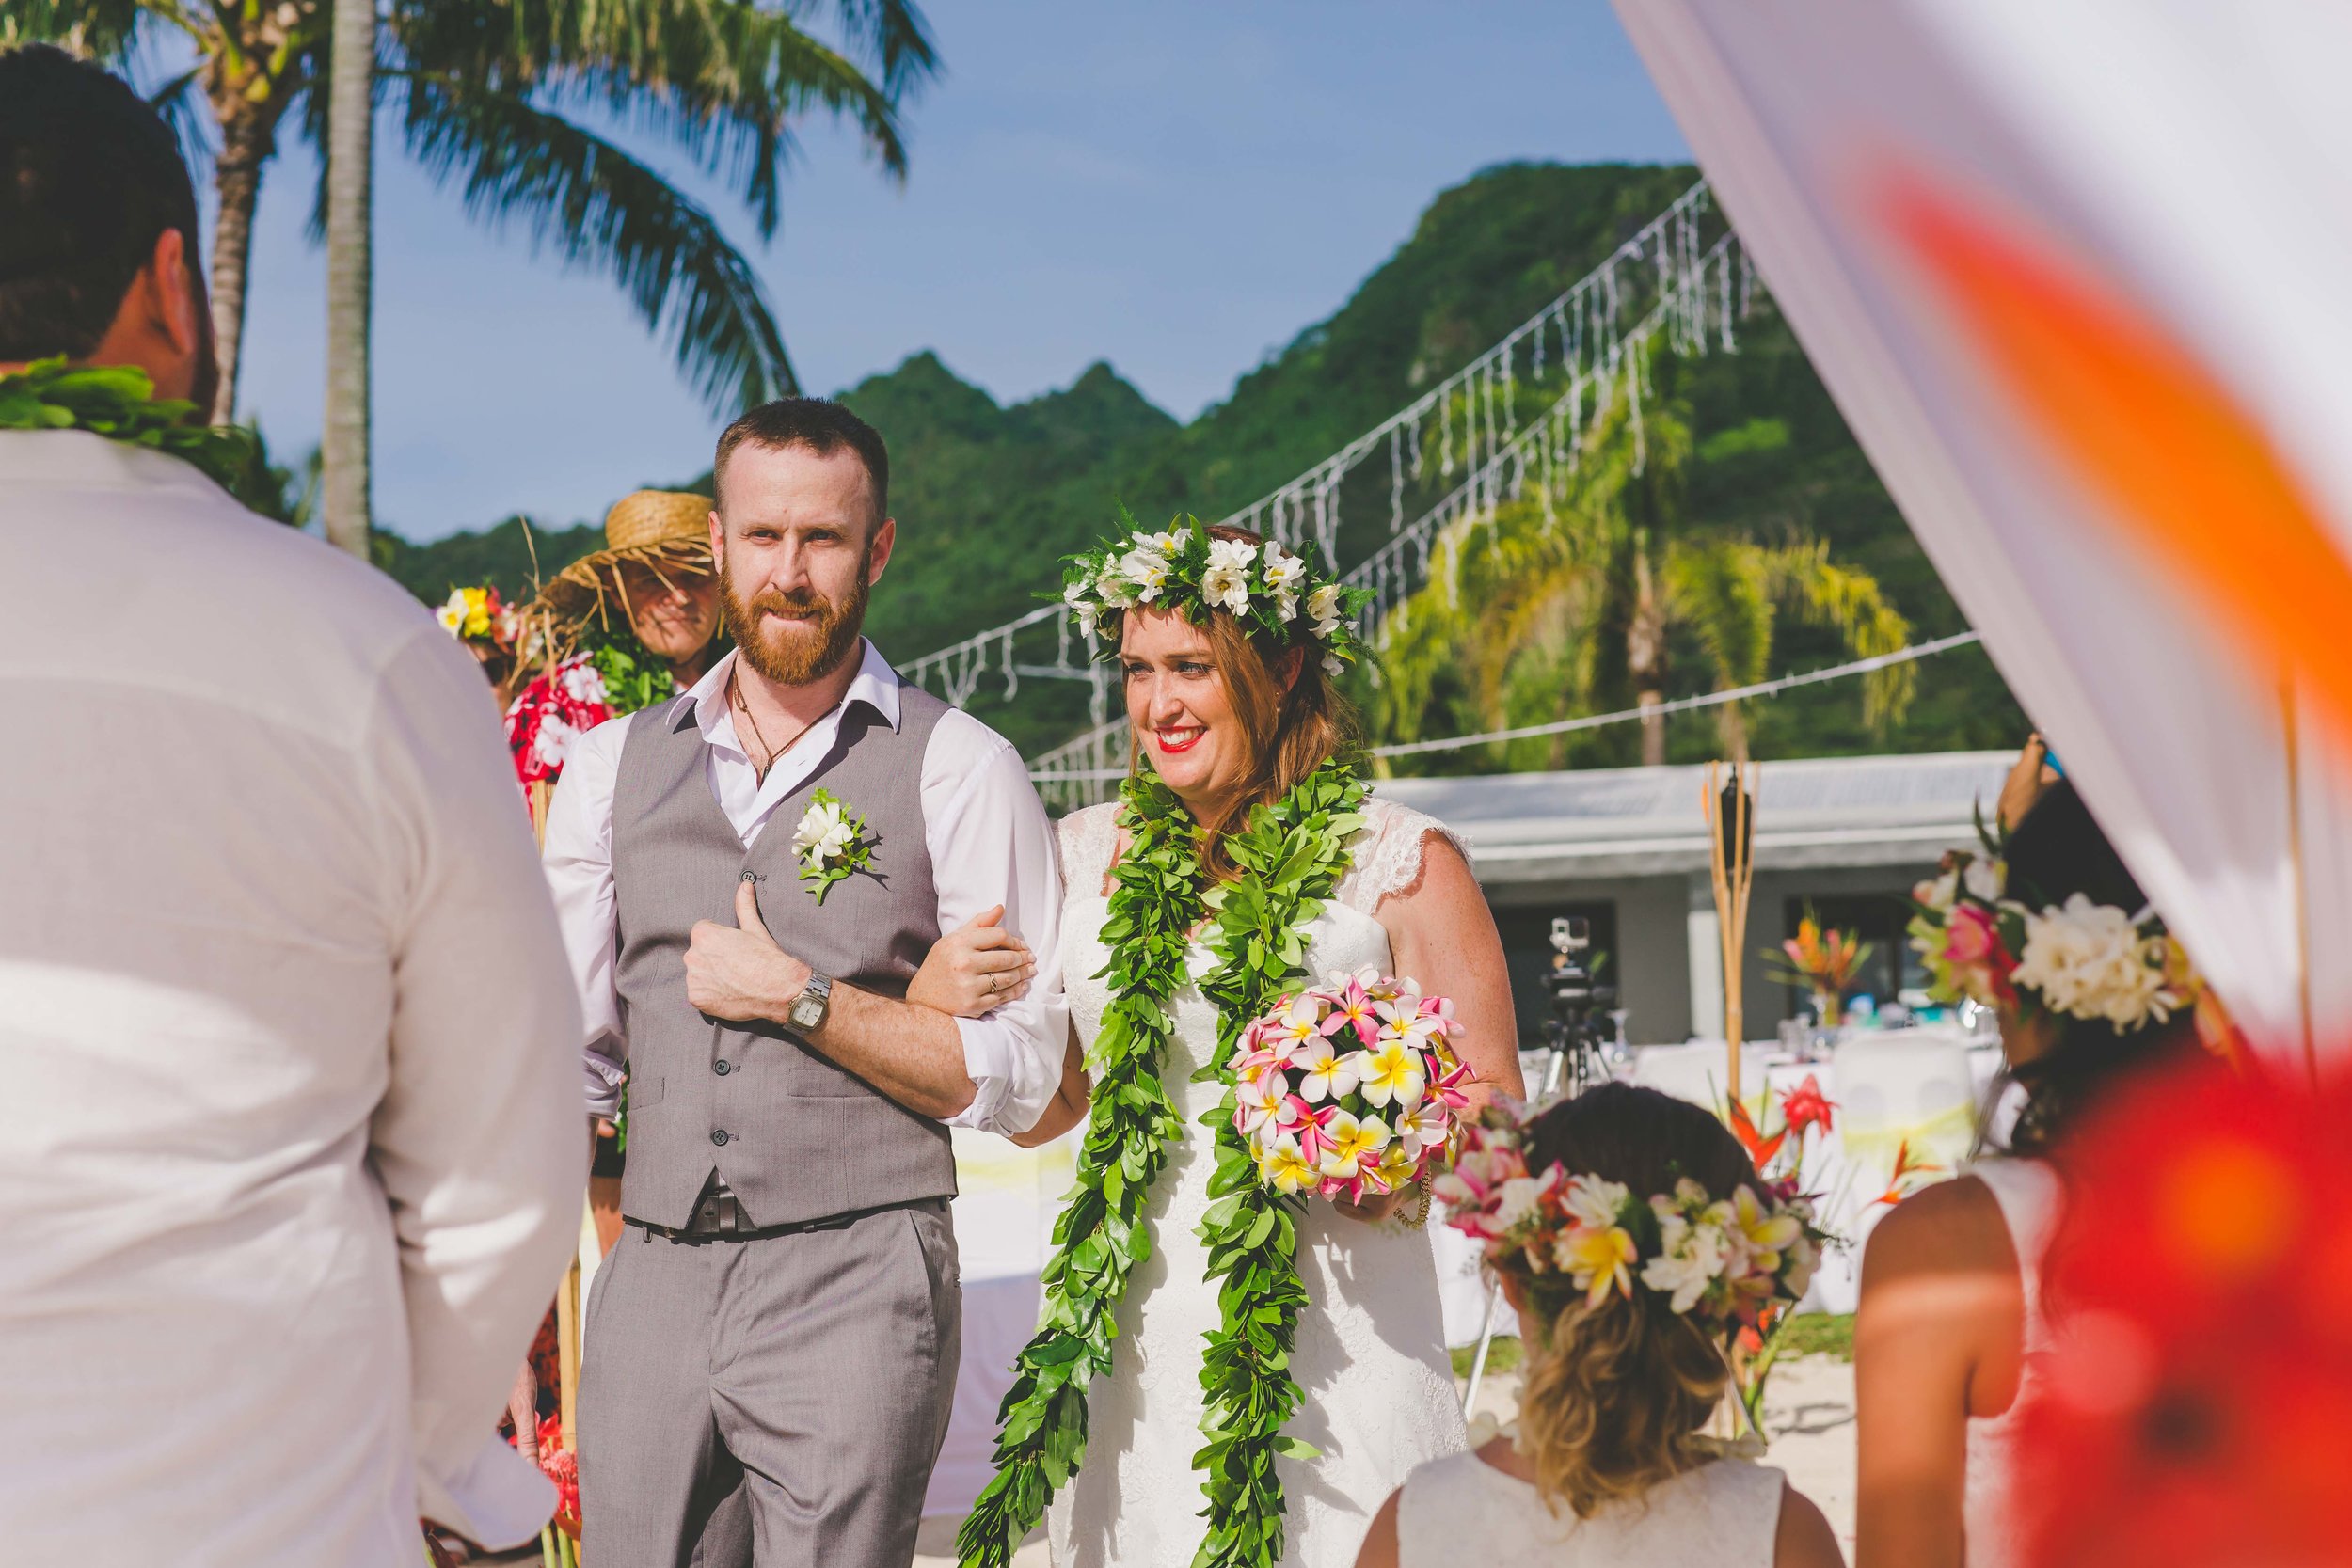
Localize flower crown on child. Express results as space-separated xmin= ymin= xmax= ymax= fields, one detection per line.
xmin=1906 ymin=819 xmax=2233 ymax=1048
xmin=1059 ymin=512 xmax=1373 ymax=676
xmin=1437 ymin=1102 xmax=1827 ymax=1335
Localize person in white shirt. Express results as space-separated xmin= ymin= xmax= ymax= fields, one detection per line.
xmin=541 ymin=397 xmax=1066 ymax=1564
xmin=0 ymin=46 xmax=586 ymax=1566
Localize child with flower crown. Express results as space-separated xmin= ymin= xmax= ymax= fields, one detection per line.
xmin=1855 ymin=738 xmax=2217 ymax=1568
xmin=1355 ymin=1083 xmax=1843 ymax=1568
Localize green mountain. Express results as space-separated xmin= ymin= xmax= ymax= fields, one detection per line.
xmin=374 ymin=159 xmax=2022 ymax=760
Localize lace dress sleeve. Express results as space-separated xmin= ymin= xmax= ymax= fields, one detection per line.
xmin=1334 ymin=796 xmax=1474 ymax=916
xmin=1055 ymin=801 xmax=1124 ymax=900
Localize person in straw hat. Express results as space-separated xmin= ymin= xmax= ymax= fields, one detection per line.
xmin=506 ymin=488 xmax=727 ymax=799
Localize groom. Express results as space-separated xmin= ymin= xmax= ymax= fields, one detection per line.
xmin=545 ymin=398 xmax=1067 ymax=1565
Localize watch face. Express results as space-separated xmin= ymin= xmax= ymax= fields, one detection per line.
xmin=790 ymin=996 xmax=821 ymax=1030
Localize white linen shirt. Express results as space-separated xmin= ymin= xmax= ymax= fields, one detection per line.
xmin=544 ymin=640 xmax=1067 ymax=1137
xmin=0 ymin=432 xmax=586 ymax=1563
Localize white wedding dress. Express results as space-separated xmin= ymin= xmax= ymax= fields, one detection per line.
xmin=1046 ymin=795 xmax=1471 ymax=1568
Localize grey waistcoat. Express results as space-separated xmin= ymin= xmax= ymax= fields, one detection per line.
xmin=608 ymin=682 xmax=957 ymax=1229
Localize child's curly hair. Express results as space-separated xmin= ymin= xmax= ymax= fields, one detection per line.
xmin=1502 ymin=1083 xmax=1763 ymax=1518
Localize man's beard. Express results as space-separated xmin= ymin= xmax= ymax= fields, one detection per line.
xmin=722 ymin=556 xmax=870 ymax=687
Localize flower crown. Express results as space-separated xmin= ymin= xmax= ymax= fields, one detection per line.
xmin=1436 ymin=1103 xmax=1826 ymax=1334
xmin=1906 ymin=827 xmax=2220 ymax=1039
xmin=1060 ymin=513 xmax=1373 ymax=676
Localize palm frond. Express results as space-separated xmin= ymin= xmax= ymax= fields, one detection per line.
xmin=389 ymin=0 xmax=916 ymax=239
xmin=391 ymin=70 xmax=797 ymax=410
xmin=1663 ymin=536 xmax=1774 ymax=690
xmin=1755 ymin=538 xmax=1917 ymax=728
xmin=145 ymin=62 xmax=213 ymax=181
xmin=0 ymin=0 xmax=149 ymax=57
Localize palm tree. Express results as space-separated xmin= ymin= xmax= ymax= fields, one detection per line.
xmin=1375 ymin=354 xmax=1915 ymax=768
xmin=12 ymin=0 xmax=935 ymax=426
xmin=321 ymin=0 xmax=373 ymax=557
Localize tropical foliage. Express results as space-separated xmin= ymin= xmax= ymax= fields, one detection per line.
xmin=8 ymin=0 xmax=937 ymax=423
xmin=1372 ymin=347 xmax=1916 ymax=768
xmin=380 ymin=161 xmax=2026 ymax=760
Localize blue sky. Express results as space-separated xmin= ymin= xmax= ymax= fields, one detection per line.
xmin=213 ymin=2 xmax=1688 ymax=540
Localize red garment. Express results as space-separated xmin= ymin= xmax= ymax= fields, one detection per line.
xmin=505 ymin=653 xmax=613 ymax=790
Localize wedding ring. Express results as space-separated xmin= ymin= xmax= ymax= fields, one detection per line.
xmin=987 ymin=973 xmax=1001 ymax=995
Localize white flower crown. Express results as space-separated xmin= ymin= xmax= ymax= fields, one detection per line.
xmin=1436 ymin=1103 xmax=1826 ymax=1334
xmin=1060 ymin=514 xmax=1372 ymax=675
xmin=1908 ymin=841 xmax=2216 ymax=1037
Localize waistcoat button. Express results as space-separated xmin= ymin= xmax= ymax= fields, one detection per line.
xmin=710 ymin=1130 xmax=730 ymax=1147
xmin=714 ymin=1059 xmax=731 ymax=1075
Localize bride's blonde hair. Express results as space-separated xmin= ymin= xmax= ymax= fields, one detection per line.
xmin=1504 ymin=1085 xmax=1760 ymax=1518
xmin=1127 ymin=524 xmax=1359 ymax=878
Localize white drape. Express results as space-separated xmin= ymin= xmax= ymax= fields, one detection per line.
xmin=1611 ymin=0 xmax=2352 ymax=1056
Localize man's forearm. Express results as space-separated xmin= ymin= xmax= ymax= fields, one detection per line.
xmin=791 ymin=981 xmax=978 ymax=1122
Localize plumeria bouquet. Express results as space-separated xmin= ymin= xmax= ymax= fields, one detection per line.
xmin=1438 ymin=1102 xmax=1828 ymax=1335
xmin=1060 ymin=512 xmax=1375 ymax=679
xmin=1227 ymin=967 xmax=1476 ymax=1203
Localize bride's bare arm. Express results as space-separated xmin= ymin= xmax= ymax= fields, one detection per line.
xmin=1379 ymin=832 xmax=1525 ymax=1116
xmin=1010 ymin=1028 xmax=1090 ymax=1148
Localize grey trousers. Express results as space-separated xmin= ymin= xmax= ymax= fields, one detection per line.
xmin=579 ymin=1200 xmax=961 ymax=1568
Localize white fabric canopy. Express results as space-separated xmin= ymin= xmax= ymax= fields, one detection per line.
xmin=1612 ymin=0 xmax=2352 ymax=1058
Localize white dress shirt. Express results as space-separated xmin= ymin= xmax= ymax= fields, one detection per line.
xmin=0 ymin=433 xmax=586 ymax=1563
xmin=543 ymin=640 xmax=1068 ymax=1138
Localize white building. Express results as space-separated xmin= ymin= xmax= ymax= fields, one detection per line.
xmin=1377 ymin=751 xmax=2012 ymax=1047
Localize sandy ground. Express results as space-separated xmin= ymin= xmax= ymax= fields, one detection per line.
xmin=914 ymin=1354 xmax=1859 ymax=1566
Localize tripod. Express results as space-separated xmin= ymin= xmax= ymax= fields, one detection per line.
xmin=1458 ymin=919 xmax=1618 ymax=1418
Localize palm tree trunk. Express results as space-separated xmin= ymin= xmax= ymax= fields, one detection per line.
xmin=322 ymin=0 xmax=375 ymax=560
xmin=1629 ymin=531 xmax=1668 ymax=766
xmin=206 ymin=103 xmax=275 ymax=428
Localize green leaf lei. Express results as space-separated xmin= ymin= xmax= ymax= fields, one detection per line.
xmin=0 ymin=356 xmax=257 ymax=496
xmin=958 ymin=756 xmax=1366 ymax=1568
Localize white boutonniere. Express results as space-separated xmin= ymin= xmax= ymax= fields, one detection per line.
xmin=792 ymin=788 xmax=875 ymax=904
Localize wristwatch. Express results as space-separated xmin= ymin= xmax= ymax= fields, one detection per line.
xmin=787 ymin=972 xmax=834 ymax=1035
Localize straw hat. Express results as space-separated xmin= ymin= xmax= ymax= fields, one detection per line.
xmin=534 ymin=489 xmax=716 ymax=630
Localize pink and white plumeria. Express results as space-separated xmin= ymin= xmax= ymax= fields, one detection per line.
xmin=1228 ymin=967 xmax=1472 ymax=1203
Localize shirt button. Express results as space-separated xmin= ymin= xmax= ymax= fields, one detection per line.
xmin=710 ymin=1130 xmax=730 ymax=1148
xmin=714 ymin=1060 xmax=731 ymax=1075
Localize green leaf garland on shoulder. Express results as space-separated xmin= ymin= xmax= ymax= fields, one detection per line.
xmin=956 ymin=756 xmax=1366 ymax=1568
xmin=0 ymin=357 xmax=258 ymax=497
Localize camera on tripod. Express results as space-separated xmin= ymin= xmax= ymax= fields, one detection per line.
xmin=1540 ymin=916 xmax=1621 ymax=1102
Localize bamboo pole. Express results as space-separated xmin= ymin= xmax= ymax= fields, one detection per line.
xmin=1704 ymin=761 xmax=1758 ymax=1103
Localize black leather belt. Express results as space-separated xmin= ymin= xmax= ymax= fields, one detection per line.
xmin=628 ymin=1195 xmax=944 ymax=1243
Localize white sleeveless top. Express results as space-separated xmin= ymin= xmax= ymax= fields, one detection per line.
xmin=1961 ymin=1157 xmax=2063 ymax=1568
xmin=1045 ymin=794 xmax=1472 ymax=1568
xmin=1398 ymin=1450 xmax=1786 ymax=1568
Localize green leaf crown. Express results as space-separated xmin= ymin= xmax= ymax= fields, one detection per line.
xmin=1059 ymin=510 xmax=1375 ymax=676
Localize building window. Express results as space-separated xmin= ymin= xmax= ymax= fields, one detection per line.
xmin=1491 ymin=902 xmax=1619 ymax=1051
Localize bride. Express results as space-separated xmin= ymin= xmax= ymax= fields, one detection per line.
xmin=913 ymin=518 xmax=1523 ymax=1568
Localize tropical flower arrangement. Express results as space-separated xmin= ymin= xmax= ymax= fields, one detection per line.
xmin=1908 ymin=838 xmax=2231 ymax=1044
xmin=1765 ymin=910 xmax=1871 ymax=1025
xmin=1227 ymin=968 xmax=1476 ymax=1204
xmin=793 ymin=788 xmax=875 ymax=904
xmin=1058 ymin=512 xmax=1374 ymax=678
xmin=1438 ymin=1101 xmax=1828 ymax=1336
xmin=506 ymin=651 xmax=617 ymax=787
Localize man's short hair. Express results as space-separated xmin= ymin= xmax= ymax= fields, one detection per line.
xmin=0 ymin=45 xmax=202 ymax=361
xmin=713 ymin=398 xmax=891 ymax=531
